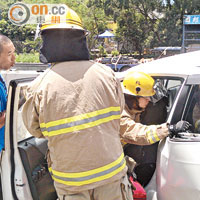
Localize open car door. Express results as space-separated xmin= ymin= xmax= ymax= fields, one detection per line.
xmin=1 ymin=78 xmax=57 ymax=200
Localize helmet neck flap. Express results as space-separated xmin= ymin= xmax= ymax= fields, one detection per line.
xmin=39 ymin=29 xmax=90 ymax=63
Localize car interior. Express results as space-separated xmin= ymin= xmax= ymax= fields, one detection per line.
xmin=18 ymin=137 xmax=57 ymax=200
xmin=1 ymin=76 xmax=185 ymax=199
xmin=183 ymin=85 xmax=200 ymax=133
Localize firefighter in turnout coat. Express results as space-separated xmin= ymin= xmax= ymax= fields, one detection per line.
xmin=22 ymin=6 xmax=131 ymax=200
xmin=120 ymin=71 xmax=191 ymax=146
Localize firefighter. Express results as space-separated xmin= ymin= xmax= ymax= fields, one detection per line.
xmin=120 ymin=71 xmax=191 ymax=145
xmin=22 ymin=6 xmax=132 ymax=200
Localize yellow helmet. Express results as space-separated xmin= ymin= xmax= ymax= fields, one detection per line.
xmin=122 ymin=71 xmax=155 ymax=96
xmin=41 ymin=7 xmax=84 ymax=32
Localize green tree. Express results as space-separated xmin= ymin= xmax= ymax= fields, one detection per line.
xmin=3 ymin=0 xmax=200 ymax=59
xmin=0 ymin=2 xmax=39 ymax=54
xmin=115 ymin=10 xmax=146 ymax=56
xmin=102 ymin=0 xmax=200 ymax=56
xmin=102 ymin=0 xmax=164 ymax=56
xmin=74 ymin=0 xmax=111 ymax=51
xmin=155 ymin=0 xmax=200 ymax=47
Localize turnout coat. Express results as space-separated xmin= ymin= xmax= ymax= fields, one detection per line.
xmin=22 ymin=61 xmax=127 ymax=193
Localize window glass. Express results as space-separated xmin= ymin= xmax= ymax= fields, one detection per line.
xmin=17 ymin=85 xmax=32 ymax=142
xmin=153 ymin=77 xmax=183 ymax=116
xmin=141 ymin=77 xmax=183 ymax=124
xmin=166 ymin=79 xmax=182 ymax=89
xmin=184 ymin=85 xmax=200 ymax=133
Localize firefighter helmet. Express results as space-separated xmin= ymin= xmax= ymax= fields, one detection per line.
xmin=122 ymin=71 xmax=155 ymax=96
xmin=41 ymin=7 xmax=84 ymax=32
xmin=34 ymin=6 xmax=86 ymax=40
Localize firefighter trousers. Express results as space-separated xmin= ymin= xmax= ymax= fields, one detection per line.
xmin=57 ymin=176 xmax=133 ymax=200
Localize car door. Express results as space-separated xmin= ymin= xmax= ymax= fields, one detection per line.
xmin=156 ymin=74 xmax=200 ymax=200
xmin=1 ymin=78 xmax=57 ymax=200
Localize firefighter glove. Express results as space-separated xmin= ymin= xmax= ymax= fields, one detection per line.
xmin=168 ymin=120 xmax=191 ymax=138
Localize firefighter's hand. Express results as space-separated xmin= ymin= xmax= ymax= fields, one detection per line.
xmin=168 ymin=120 xmax=191 ymax=138
xmin=0 ymin=111 xmax=6 ymax=129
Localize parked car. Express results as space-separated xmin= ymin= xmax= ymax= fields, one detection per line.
xmin=1 ymin=50 xmax=200 ymax=200
xmin=96 ymin=57 xmax=112 ymax=64
xmin=116 ymin=50 xmax=200 ymax=200
xmin=112 ymin=56 xmax=138 ymax=65
xmin=96 ymin=55 xmax=138 ymax=72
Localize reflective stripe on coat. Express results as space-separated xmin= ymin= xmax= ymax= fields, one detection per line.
xmin=120 ymin=104 xmax=169 ymax=145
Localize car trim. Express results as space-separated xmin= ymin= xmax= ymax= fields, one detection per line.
xmin=186 ymin=74 xmax=200 ymax=85
xmin=166 ymin=79 xmax=187 ymax=123
xmin=9 ymin=80 xmax=19 ymax=200
xmin=9 ymin=78 xmax=35 ymax=200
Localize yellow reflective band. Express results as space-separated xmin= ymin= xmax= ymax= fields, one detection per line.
xmin=147 ymin=127 xmax=160 ymax=144
xmin=40 ymin=107 xmax=120 ymax=128
xmin=53 ymin=153 xmax=124 ymax=178
xmin=66 ymin=19 xmax=82 ymax=26
xmin=52 ymin=162 xmax=126 ymax=186
xmin=153 ymin=131 xmax=160 ymax=141
xmin=42 ymin=115 xmax=120 ymax=137
xmin=40 ymin=107 xmax=121 ymax=137
xmin=42 ymin=20 xmax=82 ymax=28
xmin=49 ymin=153 xmax=126 ymax=186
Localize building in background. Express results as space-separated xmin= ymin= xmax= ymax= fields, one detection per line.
xmin=182 ymin=15 xmax=200 ymax=53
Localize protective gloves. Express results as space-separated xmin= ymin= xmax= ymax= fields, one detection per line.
xmin=168 ymin=120 xmax=191 ymax=138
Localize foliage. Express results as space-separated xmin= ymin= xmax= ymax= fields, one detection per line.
xmin=115 ymin=10 xmax=148 ymax=55
xmin=0 ymin=3 xmax=40 ymax=54
xmin=154 ymin=0 xmax=200 ymax=47
xmin=98 ymin=45 xmax=107 ymax=57
xmin=111 ymin=50 xmax=119 ymax=56
xmin=74 ymin=0 xmax=111 ymax=51
xmin=1 ymin=0 xmax=200 ymax=60
xmin=16 ymin=53 xmax=40 ymax=63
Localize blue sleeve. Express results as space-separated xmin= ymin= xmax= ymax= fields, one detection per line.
xmin=0 ymin=79 xmax=7 ymax=151
xmin=0 ymin=83 xmax=7 ymax=112
xmin=0 ymin=99 xmax=2 ymax=112
xmin=0 ymin=126 xmax=5 ymax=151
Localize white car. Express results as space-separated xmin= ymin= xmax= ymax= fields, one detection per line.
xmin=1 ymin=50 xmax=200 ymax=199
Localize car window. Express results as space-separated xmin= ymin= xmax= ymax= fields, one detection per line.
xmin=17 ymin=84 xmax=32 ymax=142
xmin=101 ymin=57 xmax=112 ymax=64
xmin=153 ymin=77 xmax=183 ymax=117
xmin=165 ymin=79 xmax=182 ymax=89
xmin=184 ymin=85 xmax=200 ymax=133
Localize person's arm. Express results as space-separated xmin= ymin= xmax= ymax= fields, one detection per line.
xmin=120 ymin=113 xmax=169 ymax=145
xmin=114 ymin=74 xmax=125 ymax=113
xmin=22 ymin=89 xmax=44 ymax=138
xmin=117 ymin=78 xmax=125 ymax=113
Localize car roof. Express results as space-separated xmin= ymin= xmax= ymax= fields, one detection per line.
xmin=116 ymin=50 xmax=200 ymax=79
